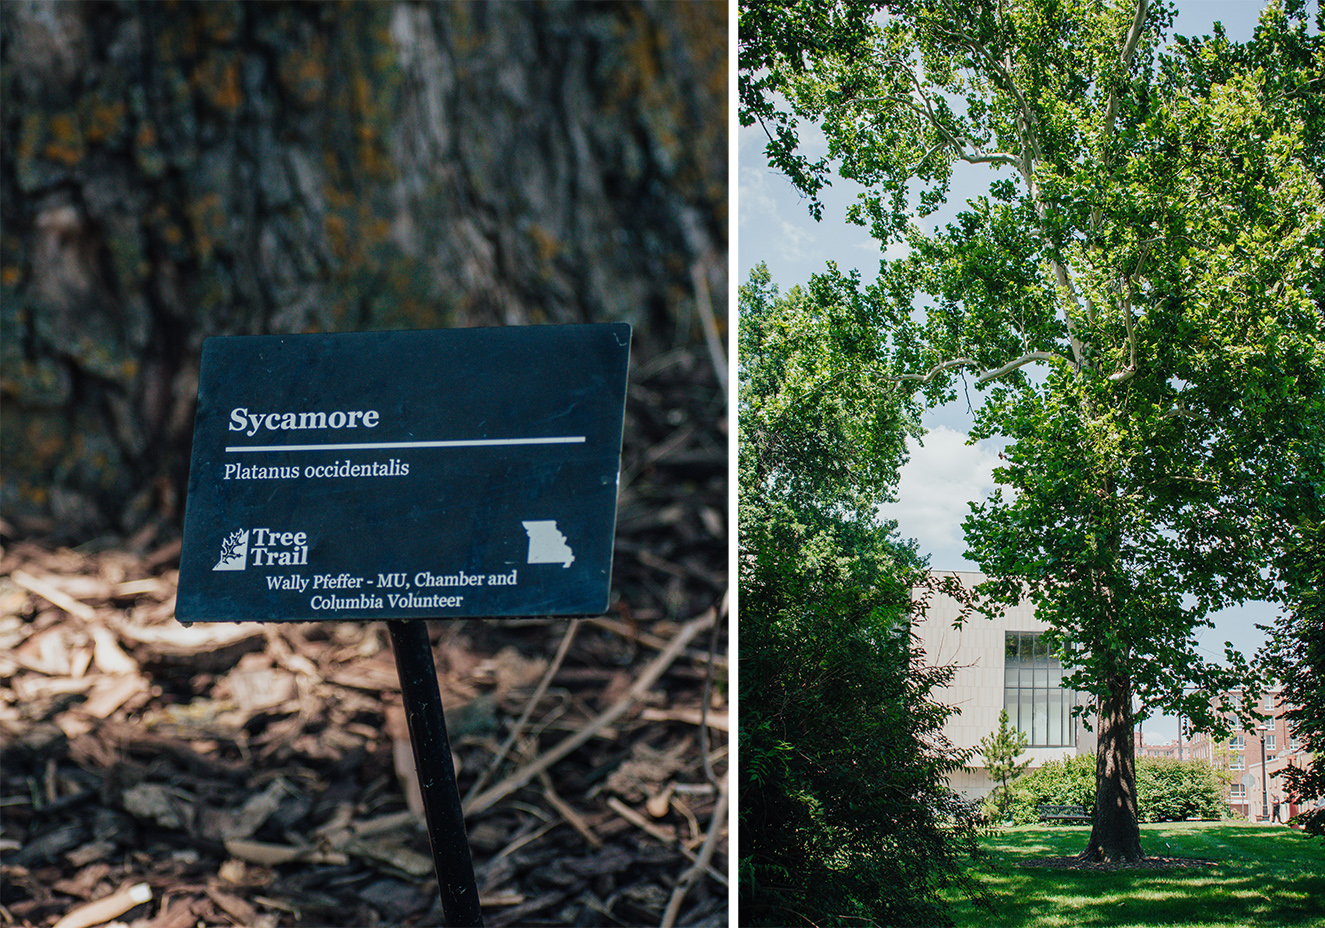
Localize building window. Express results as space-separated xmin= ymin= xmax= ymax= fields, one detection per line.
xmin=1291 ymin=736 xmax=1300 ymax=752
xmin=1266 ymin=734 xmax=1276 ymax=752
xmin=1231 ymin=755 xmax=1244 ymax=770
xmin=1230 ymin=734 xmax=1245 ymax=750
xmin=1231 ymin=784 xmax=1246 ymax=799
xmin=1004 ymin=631 xmax=1075 ymax=747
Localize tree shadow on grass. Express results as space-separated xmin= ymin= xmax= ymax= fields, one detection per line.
xmin=960 ymin=825 xmax=1325 ymax=928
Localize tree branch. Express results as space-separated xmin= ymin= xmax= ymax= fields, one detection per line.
xmin=1107 ymin=235 xmax=1156 ymax=383
xmin=975 ymin=351 xmax=1070 ymax=383
xmin=1107 ymin=289 xmax=1139 ymax=383
xmin=887 ymin=357 xmax=979 ymax=384
xmin=1094 ymin=0 xmax=1151 ymax=239
xmin=961 ymin=150 xmax=1022 ymax=167
xmin=1102 ymin=0 xmax=1151 ymax=142
xmin=887 ymin=350 xmax=1071 ymax=386
xmin=932 ymin=4 xmax=1039 ymax=158
xmin=876 ymin=27 xmax=1091 ymax=373
xmin=937 ymin=7 xmax=1087 ymax=369
xmin=1049 ymin=259 xmax=1089 ymax=368
xmin=1156 ymin=474 xmax=1218 ymax=486
xmin=1159 ymin=403 xmax=1205 ymax=422
xmin=857 ymin=87 xmax=1020 ymax=169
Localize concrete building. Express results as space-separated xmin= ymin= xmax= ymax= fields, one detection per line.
xmin=912 ymin=571 xmax=1316 ymax=818
xmin=912 ymin=571 xmax=1095 ymax=800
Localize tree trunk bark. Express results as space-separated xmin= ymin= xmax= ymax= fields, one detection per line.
xmin=1080 ymin=672 xmax=1144 ymax=862
xmin=1 ymin=0 xmax=726 ymax=541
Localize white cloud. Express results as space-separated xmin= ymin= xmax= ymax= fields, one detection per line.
xmin=739 ymin=159 xmax=811 ymax=269
xmin=878 ymin=425 xmax=1001 ymax=569
xmin=739 ymin=123 xmax=884 ymax=287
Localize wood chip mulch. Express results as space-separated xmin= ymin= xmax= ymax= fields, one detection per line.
xmin=1018 ymin=856 xmax=1217 ymax=871
xmin=1 ymin=345 xmax=727 ymax=927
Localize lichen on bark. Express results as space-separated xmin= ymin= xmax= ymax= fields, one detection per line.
xmin=1 ymin=0 xmax=727 ymax=540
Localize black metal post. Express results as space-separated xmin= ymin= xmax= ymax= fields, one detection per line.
xmin=1260 ymin=732 xmax=1270 ymax=823
xmin=387 ymin=620 xmax=484 ymax=927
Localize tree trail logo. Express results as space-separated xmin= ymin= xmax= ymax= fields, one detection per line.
xmin=213 ymin=529 xmax=250 ymax=571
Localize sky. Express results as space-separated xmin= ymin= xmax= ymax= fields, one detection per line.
xmin=737 ymin=2 xmax=1290 ymax=742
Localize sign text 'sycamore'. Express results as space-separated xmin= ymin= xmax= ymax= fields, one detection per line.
xmin=177 ymin=324 xmax=631 ymax=622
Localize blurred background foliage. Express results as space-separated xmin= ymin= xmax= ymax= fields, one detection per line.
xmin=1 ymin=0 xmax=727 ymax=542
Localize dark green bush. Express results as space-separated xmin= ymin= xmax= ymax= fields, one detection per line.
xmin=1006 ymin=756 xmax=1097 ymax=825
xmin=1004 ymin=756 xmax=1227 ymax=824
xmin=739 ymin=267 xmax=990 ymax=926
xmin=1136 ymin=757 xmax=1226 ymax=822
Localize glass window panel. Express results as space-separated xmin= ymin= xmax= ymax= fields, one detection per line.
xmin=1048 ymin=687 xmax=1063 ymax=746
xmin=1032 ymin=694 xmax=1048 ymax=746
xmin=1004 ymin=632 xmax=1079 ymax=747
xmin=1266 ymin=734 xmax=1276 ymax=751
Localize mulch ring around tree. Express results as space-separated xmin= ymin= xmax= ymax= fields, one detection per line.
xmin=1019 ymin=855 xmax=1216 ymax=871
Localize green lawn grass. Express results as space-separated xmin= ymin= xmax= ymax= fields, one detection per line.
xmin=945 ymin=822 xmax=1325 ymax=928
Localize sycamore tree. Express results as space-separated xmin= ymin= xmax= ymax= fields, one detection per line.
xmin=741 ymin=0 xmax=1325 ymax=862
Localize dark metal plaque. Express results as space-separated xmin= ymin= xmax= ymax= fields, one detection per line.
xmin=177 ymin=324 xmax=631 ymax=622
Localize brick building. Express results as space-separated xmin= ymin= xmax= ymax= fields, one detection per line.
xmin=1185 ymin=686 xmax=1311 ymax=823
xmin=1134 ymin=733 xmax=1183 ymax=760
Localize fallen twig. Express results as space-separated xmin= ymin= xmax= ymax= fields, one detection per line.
xmin=464 ymin=619 xmax=581 ymax=806
xmin=539 ymin=770 xmax=603 ymax=848
xmin=463 ymin=606 xmax=716 ymax=817
xmin=606 ymin=796 xmax=726 ymax=886
xmin=660 ymin=778 xmax=729 ymax=928
xmin=699 ymin=590 xmax=727 ymax=787
xmin=12 ymin=570 xmax=98 ymax=622
xmin=52 ymin=883 xmax=152 ymax=928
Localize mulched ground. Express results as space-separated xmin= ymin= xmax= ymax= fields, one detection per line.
xmin=1 ymin=344 xmax=727 ymax=927
xmin=1018 ymin=856 xmax=1216 ymax=871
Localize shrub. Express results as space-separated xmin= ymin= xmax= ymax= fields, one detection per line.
xmin=1006 ymin=756 xmax=1097 ymax=824
xmin=739 ymin=270 xmax=990 ymax=925
xmin=1136 ymin=757 xmax=1226 ymax=822
xmin=1004 ymin=756 xmax=1226 ymax=824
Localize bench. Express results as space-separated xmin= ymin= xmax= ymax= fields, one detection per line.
xmin=1038 ymin=803 xmax=1090 ymax=823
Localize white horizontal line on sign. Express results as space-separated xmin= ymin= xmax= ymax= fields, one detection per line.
xmin=225 ymin=436 xmax=587 ymax=453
